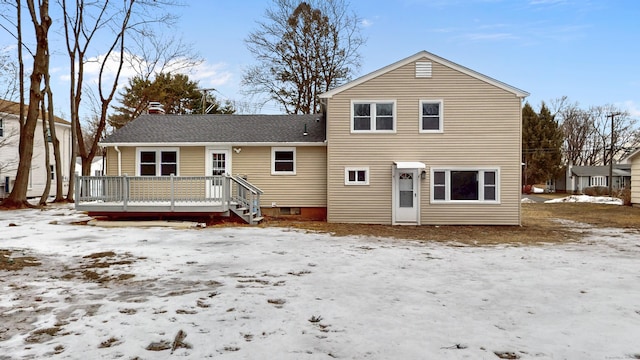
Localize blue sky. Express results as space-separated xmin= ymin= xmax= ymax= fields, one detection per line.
xmin=2 ymin=0 xmax=640 ymax=118
xmin=170 ymin=0 xmax=640 ymax=115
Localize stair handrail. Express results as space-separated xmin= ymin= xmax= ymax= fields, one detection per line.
xmin=229 ymin=174 xmax=263 ymax=195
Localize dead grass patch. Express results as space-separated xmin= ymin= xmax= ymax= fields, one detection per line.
xmin=261 ymin=203 xmax=640 ymax=245
xmin=0 ymin=249 xmax=41 ymax=271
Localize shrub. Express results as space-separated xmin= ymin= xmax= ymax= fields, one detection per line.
xmin=583 ymin=186 xmax=609 ymax=196
xmin=618 ymin=187 xmax=632 ymax=206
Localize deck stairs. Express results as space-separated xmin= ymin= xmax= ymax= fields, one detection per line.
xmin=228 ymin=175 xmax=264 ymax=225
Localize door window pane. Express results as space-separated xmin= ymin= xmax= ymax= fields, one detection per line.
xmin=212 ymin=153 xmax=226 ymax=175
xmin=399 ymin=172 xmax=413 ymax=208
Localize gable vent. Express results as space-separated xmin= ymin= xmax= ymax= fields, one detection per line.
xmin=415 ymin=61 xmax=432 ymax=78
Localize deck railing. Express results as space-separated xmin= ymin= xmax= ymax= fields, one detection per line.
xmin=75 ymin=175 xmax=264 ymax=223
xmin=75 ymin=175 xmax=229 ymax=212
xmin=229 ymin=175 xmax=264 ymax=223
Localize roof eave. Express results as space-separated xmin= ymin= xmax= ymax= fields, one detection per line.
xmin=99 ymin=141 xmax=328 ymax=147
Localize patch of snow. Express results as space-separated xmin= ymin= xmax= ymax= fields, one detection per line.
xmin=545 ymin=195 xmax=623 ymax=205
xmin=521 ymin=197 xmax=537 ymax=203
xmin=1 ymin=205 xmax=639 ymax=359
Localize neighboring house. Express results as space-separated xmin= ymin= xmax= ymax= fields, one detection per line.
xmin=75 ymin=156 xmax=105 ymax=177
xmin=0 ymin=99 xmax=72 ymax=199
xmin=564 ymin=165 xmax=631 ymax=194
xmin=82 ymin=50 xmax=528 ymax=225
xmin=626 ymin=149 xmax=640 ymax=206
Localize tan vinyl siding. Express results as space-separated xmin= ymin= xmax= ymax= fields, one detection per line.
xmin=105 ymin=147 xmax=118 ymax=175
xmin=233 ymin=146 xmax=327 ymax=207
xmin=632 ymin=156 xmax=640 ymax=205
xmin=180 ymin=147 xmax=205 ymax=176
xmin=326 ymin=57 xmax=522 ymax=225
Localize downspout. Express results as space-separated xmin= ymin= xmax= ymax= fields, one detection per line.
xmin=114 ymin=146 xmax=122 ymax=176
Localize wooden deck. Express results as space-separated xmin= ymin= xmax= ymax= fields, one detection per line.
xmin=75 ymin=175 xmax=264 ymax=224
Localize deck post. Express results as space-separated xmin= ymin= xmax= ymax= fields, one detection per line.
xmin=74 ymin=174 xmax=80 ymax=205
xmin=248 ymin=192 xmax=254 ymax=225
xmin=123 ymin=174 xmax=128 ymax=211
xmin=170 ymin=174 xmax=175 ymax=211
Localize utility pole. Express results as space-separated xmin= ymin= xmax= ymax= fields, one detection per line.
xmin=607 ymin=112 xmax=622 ymax=196
xmin=197 ymin=88 xmax=215 ymax=114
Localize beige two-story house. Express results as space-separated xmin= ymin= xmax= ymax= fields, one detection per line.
xmin=321 ymin=51 xmax=528 ymax=225
xmin=86 ymin=50 xmax=528 ymax=225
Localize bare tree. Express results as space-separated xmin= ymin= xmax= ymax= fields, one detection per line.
xmin=125 ymin=29 xmax=203 ymax=83
xmin=590 ymin=105 xmax=636 ymax=166
xmin=61 ymin=0 xmax=181 ymax=201
xmin=38 ymin=99 xmax=52 ymax=205
xmin=554 ymin=97 xmax=639 ymax=167
xmin=1 ymin=0 xmax=52 ymax=208
xmin=243 ymin=0 xmax=364 ymax=114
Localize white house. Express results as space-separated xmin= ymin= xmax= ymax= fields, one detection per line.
xmin=0 ymin=99 xmax=73 ymax=198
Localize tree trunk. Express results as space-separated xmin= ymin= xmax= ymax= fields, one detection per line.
xmin=44 ymin=46 xmax=64 ymax=202
xmin=2 ymin=0 xmax=51 ymax=209
xmin=39 ymin=101 xmax=52 ymax=206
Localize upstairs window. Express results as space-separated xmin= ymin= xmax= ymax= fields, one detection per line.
xmin=272 ymin=147 xmax=296 ymax=175
xmin=352 ymin=101 xmax=396 ymax=132
xmin=138 ymin=149 xmax=178 ymax=176
xmin=0 ymin=119 xmax=3 ymax=137
xmin=420 ymin=100 xmax=443 ymax=132
xmin=432 ymin=168 xmax=499 ymax=203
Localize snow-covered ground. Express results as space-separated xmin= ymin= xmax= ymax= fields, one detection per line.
xmin=545 ymin=195 xmax=624 ymax=205
xmin=1 ymin=206 xmax=639 ymax=359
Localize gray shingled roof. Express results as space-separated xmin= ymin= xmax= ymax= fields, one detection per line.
xmin=101 ymin=114 xmax=326 ymax=144
xmin=571 ymin=165 xmax=631 ymax=177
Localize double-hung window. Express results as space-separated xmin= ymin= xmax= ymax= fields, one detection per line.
xmin=432 ymin=168 xmax=499 ymax=202
xmin=272 ymin=147 xmax=296 ymax=175
xmin=138 ymin=149 xmax=178 ymax=176
xmin=344 ymin=167 xmax=369 ymax=185
xmin=352 ymin=101 xmax=395 ymax=132
xmin=420 ymin=100 xmax=443 ymax=132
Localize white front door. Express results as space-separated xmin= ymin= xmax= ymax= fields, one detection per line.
xmin=207 ymin=149 xmax=230 ymax=199
xmin=394 ymin=169 xmax=419 ymax=224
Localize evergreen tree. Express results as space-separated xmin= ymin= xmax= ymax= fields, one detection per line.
xmin=109 ymin=72 xmax=234 ymax=129
xmin=522 ymin=102 xmax=564 ymax=185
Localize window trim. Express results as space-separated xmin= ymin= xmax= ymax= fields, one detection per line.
xmin=419 ymin=99 xmax=444 ymax=133
xmin=344 ymin=167 xmax=369 ymax=185
xmin=430 ymin=167 xmax=500 ymax=204
xmin=350 ymin=100 xmax=397 ymax=133
xmin=271 ymin=147 xmax=296 ymax=175
xmin=135 ymin=148 xmax=179 ymax=176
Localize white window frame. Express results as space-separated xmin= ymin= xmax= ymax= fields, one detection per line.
xmin=344 ymin=167 xmax=369 ymax=185
xmin=351 ymin=100 xmax=397 ymax=133
xmin=136 ymin=148 xmax=179 ymax=176
xmin=271 ymin=147 xmax=296 ymax=175
xmin=590 ymin=176 xmax=606 ymax=187
xmin=430 ymin=167 xmax=500 ymax=204
xmin=419 ymin=99 xmax=444 ymax=133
